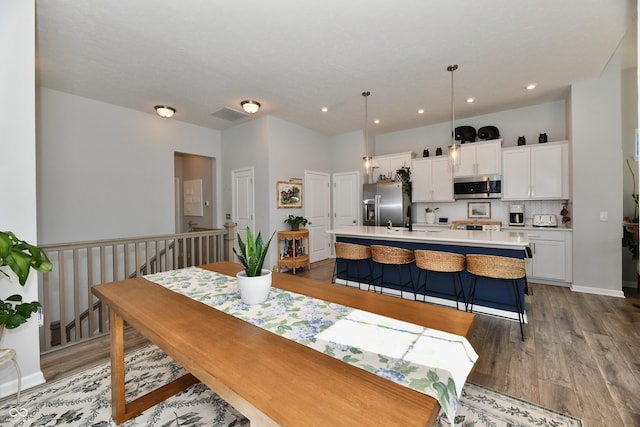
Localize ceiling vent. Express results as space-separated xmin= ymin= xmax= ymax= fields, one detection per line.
xmin=211 ymin=107 xmax=247 ymax=122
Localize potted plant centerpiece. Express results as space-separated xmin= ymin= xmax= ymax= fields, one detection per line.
xmin=233 ymin=227 xmax=275 ymax=305
xmin=0 ymin=231 xmax=53 ymax=334
xmin=284 ymin=215 xmax=308 ymax=231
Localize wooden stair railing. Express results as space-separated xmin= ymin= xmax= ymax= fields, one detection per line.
xmin=39 ymin=224 xmax=236 ymax=352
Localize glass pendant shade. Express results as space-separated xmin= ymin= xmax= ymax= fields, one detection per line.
xmin=449 ymin=144 xmax=461 ymax=167
xmin=363 ymin=156 xmax=373 ymax=172
xmin=447 ymin=64 xmax=460 ymax=168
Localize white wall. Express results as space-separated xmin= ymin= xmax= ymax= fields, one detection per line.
xmin=570 ymin=55 xmax=623 ymax=296
xmin=375 ymin=101 xmax=566 ymax=155
xmin=0 ymin=0 xmax=43 ymax=398
xmin=221 ymin=116 xmax=332 ymax=269
xmin=329 ymin=130 xmax=365 ymax=175
xmin=221 ymin=116 xmax=271 ymax=239
xmin=37 ymin=88 xmax=222 ymax=243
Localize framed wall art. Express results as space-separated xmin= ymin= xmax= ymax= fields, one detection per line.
xmin=467 ymin=201 xmax=491 ymax=219
xmin=277 ymin=181 xmax=303 ymax=208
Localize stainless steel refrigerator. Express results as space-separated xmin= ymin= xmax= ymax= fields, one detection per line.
xmin=363 ymin=182 xmax=410 ymax=227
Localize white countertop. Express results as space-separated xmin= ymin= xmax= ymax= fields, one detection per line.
xmin=328 ymin=226 xmax=529 ymax=250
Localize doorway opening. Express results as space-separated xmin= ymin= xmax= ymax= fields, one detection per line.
xmin=174 ymin=153 xmax=217 ymax=233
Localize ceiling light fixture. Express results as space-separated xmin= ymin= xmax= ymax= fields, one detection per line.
xmin=321 ymin=107 xmax=328 ymax=112
xmin=447 ymin=64 xmax=461 ymax=168
xmin=418 ymin=109 xmax=425 ymax=114
xmin=526 ymin=83 xmax=537 ymax=90
xmin=466 ymin=97 xmax=475 ymax=103
xmin=241 ymin=100 xmax=261 ymax=114
xmin=154 ymin=105 xmax=176 ymax=118
xmin=361 ymin=91 xmax=374 ymax=182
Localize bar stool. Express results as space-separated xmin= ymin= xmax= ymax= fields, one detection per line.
xmin=0 ymin=348 xmax=21 ymax=404
xmin=466 ymin=254 xmax=527 ymax=341
xmin=332 ymin=242 xmax=373 ymax=289
xmin=414 ymin=250 xmax=466 ymax=311
xmin=370 ymin=245 xmax=415 ymax=299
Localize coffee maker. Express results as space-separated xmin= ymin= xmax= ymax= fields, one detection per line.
xmin=509 ymin=204 xmax=525 ymax=226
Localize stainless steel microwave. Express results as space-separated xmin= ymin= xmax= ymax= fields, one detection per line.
xmin=453 ymin=176 xmax=502 ymax=199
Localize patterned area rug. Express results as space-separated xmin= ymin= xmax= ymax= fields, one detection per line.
xmin=0 ymin=344 xmax=582 ymax=427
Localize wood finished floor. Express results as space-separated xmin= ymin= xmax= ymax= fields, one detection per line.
xmin=41 ymin=260 xmax=640 ymax=426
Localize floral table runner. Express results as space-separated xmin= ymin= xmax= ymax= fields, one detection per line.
xmin=144 ymin=267 xmax=478 ymax=424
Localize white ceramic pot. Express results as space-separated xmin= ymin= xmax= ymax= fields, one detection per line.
xmin=425 ymin=212 xmax=436 ymax=224
xmin=236 ymin=269 xmax=272 ymax=305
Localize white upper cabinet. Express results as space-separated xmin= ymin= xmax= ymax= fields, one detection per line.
xmin=502 ymin=140 xmax=569 ymax=200
xmin=411 ymin=156 xmax=454 ymax=202
xmin=453 ymin=139 xmax=502 ymax=177
xmin=373 ymin=152 xmax=415 ymax=181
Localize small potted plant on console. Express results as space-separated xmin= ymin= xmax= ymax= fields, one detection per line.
xmin=284 ymin=215 xmax=308 ymax=231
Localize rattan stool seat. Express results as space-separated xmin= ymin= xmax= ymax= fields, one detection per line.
xmin=415 ymin=250 xmax=465 ymax=273
xmin=370 ymin=245 xmax=416 ymax=298
xmin=414 ymin=250 xmax=466 ymax=311
xmin=370 ymin=245 xmax=415 ymax=265
xmin=332 ymin=242 xmax=373 ymax=288
xmin=334 ymin=242 xmax=371 ymax=260
xmin=466 ymin=254 xmax=525 ymax=279
xmin=466 ymin=254 xmax=526 ymax=341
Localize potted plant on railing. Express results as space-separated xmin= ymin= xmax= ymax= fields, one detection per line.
xmin=284 ymin=215 xmax=308 ymax=231
xmin=233 ymin=227 xmax=275 ymax=305
xmin=0 ymin=231 xmax=53 ymax=333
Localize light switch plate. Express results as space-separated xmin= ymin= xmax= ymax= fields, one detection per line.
xmin=599 ymin=211 xmax=608 ymax=221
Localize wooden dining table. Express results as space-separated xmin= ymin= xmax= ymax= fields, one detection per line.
xmin=91 ymin=261 xmax=476 ymax=426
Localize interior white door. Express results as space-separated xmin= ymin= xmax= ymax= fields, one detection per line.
xmin=305 ymin=170 xmax=331 ymax=263
xmin=333 ymin=172 xmax=360 ymax=227
xmin=232 ymin=167 xmax=255 ymax=240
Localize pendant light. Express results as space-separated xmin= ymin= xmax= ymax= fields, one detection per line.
xmin=448 ymin=64 xmax=461 ymax=167
xmin=361 ymin=91 xmax=374 ymax=181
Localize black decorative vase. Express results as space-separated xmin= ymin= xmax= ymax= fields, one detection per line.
xmin=538 ymin=133 xmax=548 ymax=143
xmin=517 ymin=136 xmax=526 ymax=146
xmin=423 ymin=149 xmax=429 ymax=157
xmin=436 ymin=147 xmax=443 ymax=156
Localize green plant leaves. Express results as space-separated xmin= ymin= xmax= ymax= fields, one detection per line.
xmin=233 ymin=227 xmax=275 ymax=277
xmin=0 ymin=231 xmax=53 ymax=286
xmin=0 ymin=294 xmax=41 ymax=329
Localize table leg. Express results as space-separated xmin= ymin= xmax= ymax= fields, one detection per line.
xmin=109 ymin=309 xmax=199 ymax=424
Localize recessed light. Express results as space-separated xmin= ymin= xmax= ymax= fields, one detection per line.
xmin=418 ymin=109 xmax=425 ymax=114
xmin=466 ymin=98 xmax=475 ymax=103
xmin=526 ymin=83 xmax=537 ymax=90
xmin=373 ymin=119 xmax=380 ymax=124
xmin=240 ymin=100 xmax=261 ymax=114
xmin=154 ymin=105 xmax=176 ymax=118
xmin=321 ymin=107 xmax=328 ymax=112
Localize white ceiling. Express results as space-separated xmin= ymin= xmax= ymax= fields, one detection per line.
xmin=35 ymin=0 xmax=637 ymax=136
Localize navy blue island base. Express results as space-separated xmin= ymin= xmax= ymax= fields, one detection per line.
xmin=331 ymin=227 xmax=529 ymax=321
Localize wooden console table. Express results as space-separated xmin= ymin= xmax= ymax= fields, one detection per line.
xmin=91 ymin=261 xmax=476 ymax=426
xmin=277 ymin=229 xmax=310 ymax=274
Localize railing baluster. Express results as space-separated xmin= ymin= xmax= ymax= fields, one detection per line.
xmin=39 ymin=229 xmax=231 ymax=352
xmin=87 ymin=246 xmax=94 ymax=338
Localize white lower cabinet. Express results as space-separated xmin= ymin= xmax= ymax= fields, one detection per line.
xmin=525 ymin=229 xmax=572 ymax=285
xmin=411 ymin=157 xmax=454 ymax=202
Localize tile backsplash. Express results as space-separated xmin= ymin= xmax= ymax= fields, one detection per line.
xmin=415 ymin=199 xmax=570 ymax=227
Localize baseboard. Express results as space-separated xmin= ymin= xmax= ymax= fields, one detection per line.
xmin=571 ymin=285 xmax=625 ymax=298
xmin=0 ymin=370 xmax=45 ymax=399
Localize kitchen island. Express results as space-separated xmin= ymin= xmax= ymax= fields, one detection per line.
xmin=328 ymin=226 xmax=530 ymax=320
